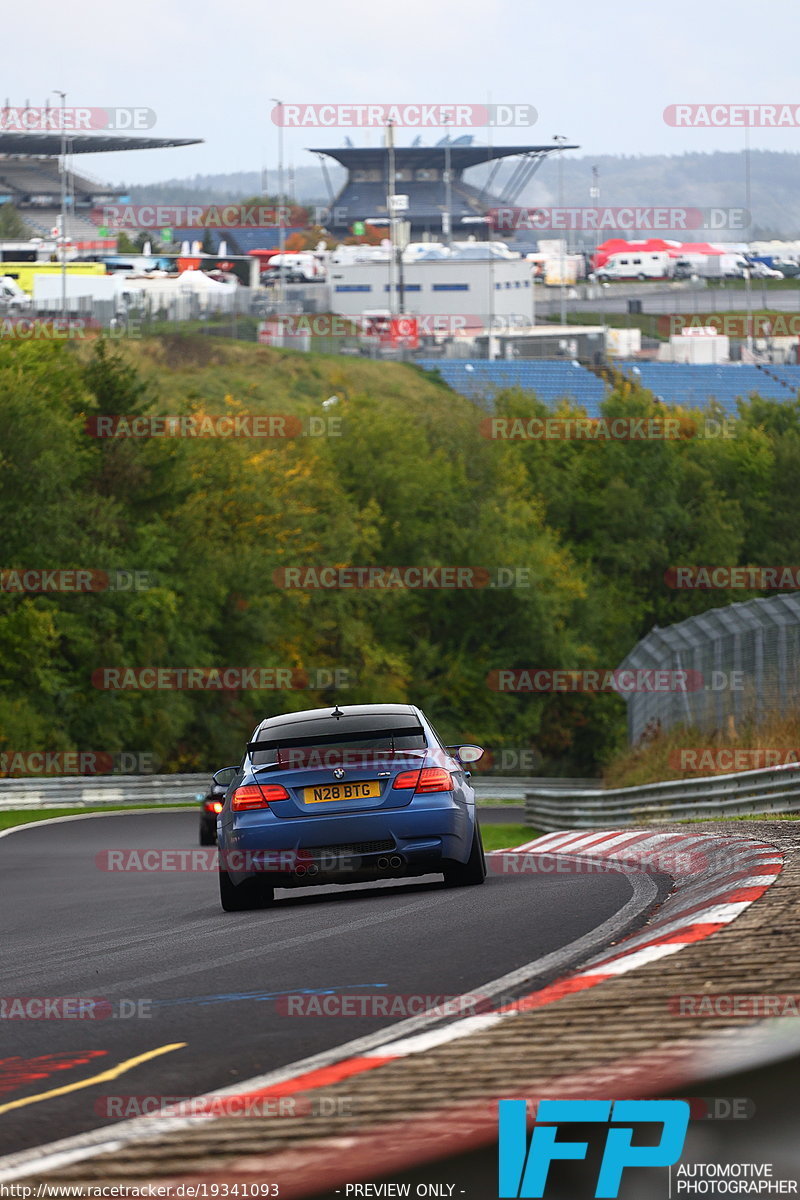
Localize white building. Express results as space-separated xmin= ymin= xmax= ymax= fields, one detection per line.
xmin=327 ymin=256 xmax=535 ymax=329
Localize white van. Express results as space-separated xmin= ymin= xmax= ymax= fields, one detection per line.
xmin=264 ymin=253 xmax=326 ymax=283
xmin=0 ymin=275 xmax=32 ymax=310
xmin=596 ymin=251 xmax=673 ymax=282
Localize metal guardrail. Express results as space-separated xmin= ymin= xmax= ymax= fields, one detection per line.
xmin=473 ymin=776 xmax=600 ymax=802
xmin=0 ymin=774 xmax=209 ymax=810
xmin=526 ymin=761 xmax=800 ymax=831
xmin=0 ymin=773 xmax=601 ymax=811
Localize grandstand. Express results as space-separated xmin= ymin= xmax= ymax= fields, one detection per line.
xmin=417 ymin=358 xmax=800 ymax=414
xmin=616 ymin=362 xmax=800 ymax=412
xmin=755 ymin=363 xmax=800 ymax=395
xmin=416 ymin=359 xmax=609 ymax=411
xmin=173 ymin=139 xmax=581 ymax=253
xmin=0 ymin=130 xmax=202 ymax=242
xmin=310 ymin=140 xmax=579 ymax=238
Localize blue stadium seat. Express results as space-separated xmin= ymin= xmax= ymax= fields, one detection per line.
xmin=415 ymin=359 xmax=608 ymax=413
xmin=615 ymin=362 xmax=799 ymax=414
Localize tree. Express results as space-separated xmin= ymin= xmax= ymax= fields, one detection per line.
xmin=0 ymin=204 xmax=29 ymax=239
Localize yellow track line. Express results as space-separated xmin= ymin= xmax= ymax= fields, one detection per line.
xmin=0 ymin=1042 xmax=186 ymax=1117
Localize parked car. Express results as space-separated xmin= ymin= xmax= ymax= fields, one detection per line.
xmin=214 ymin=703 xmax=486 ymax=911
xmin=746 ymin=261 xmax=784 ymax=280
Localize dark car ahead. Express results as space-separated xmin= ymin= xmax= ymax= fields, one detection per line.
xmin=199 ymin=782 xmax=226 ymax=846
xmin=214 ymin=703 xmax=486 ymax=911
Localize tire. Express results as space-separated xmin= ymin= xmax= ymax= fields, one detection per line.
xmin=442 ymin=823 xmax=487 ymax=888
xmin=199 ymin=823 xmax=215 ymax=846
xmin=218 ymin=868 xmax=274 ymax=912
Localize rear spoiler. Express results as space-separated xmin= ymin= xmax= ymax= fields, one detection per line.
xmin=246 ymin=726 xmax=424 ymax=755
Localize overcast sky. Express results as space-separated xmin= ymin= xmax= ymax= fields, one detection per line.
xmin=4 ymin=0 xmax=800 ymax=186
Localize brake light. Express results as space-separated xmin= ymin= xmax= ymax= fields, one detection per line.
xmin=204 ymin=800 xmax=224 ymax=813
xmin=392 ymin=767 xmax=453 ymax=793
xmin=231 ymin=784 xmax=289 ymax=811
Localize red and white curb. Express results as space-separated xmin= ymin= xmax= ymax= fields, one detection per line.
xmin=490 ymin=828 xmax=783 ymax=1012
xmin=0 ymin=828 xmax=784 ymax=1193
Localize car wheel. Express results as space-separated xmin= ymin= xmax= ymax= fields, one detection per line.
xmin=218 ymin=868 xmax=274 ymax=911
xmin=199 ymin=824 xmax=215 ymax=846
xmin=442 ymin=824 xmax=486 ymax=887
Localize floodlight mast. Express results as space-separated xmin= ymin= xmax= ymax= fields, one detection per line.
xmin=271 ymin=98 xmax=286 ymax=308
xmin=386 ymin=121 xmax=397 ymax=317
xmin=54 ymin=90 xmax=67 ymax=316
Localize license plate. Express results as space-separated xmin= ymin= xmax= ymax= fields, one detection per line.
xmin=303 ymin=780 xmax=382 ymax=804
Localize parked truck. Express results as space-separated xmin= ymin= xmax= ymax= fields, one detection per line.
xmin=673 ymin=254 xmax=750 ymax=280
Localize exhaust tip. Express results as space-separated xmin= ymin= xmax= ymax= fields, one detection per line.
xmin=306 ymin=863 xmax=320 ymax=876
xmin=295 ymin=865 xmax=307 ymax=877
xmin=377 ymin=857 xmax=390 ymax=869
xmin=389 ymin=855 xmax=403 ymax=868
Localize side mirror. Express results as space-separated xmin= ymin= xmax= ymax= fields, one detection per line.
xmin=454 ymin=744 xmax=484 ymax=764
xmin=212 ymin=765 xmax=238 ymax=788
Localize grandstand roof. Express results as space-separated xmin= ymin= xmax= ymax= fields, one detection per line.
xmin=0 ymin=133 xmax=202 ymax=156
xmin=309 ymin=144 xmax=578 ymax=171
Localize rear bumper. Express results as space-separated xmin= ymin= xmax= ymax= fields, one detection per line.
xmin=219 ymin=801 xmax=473 ymax=884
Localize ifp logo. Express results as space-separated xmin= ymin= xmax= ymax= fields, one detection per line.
xmin=498 ymin=1099 xmax=690 ymax=1198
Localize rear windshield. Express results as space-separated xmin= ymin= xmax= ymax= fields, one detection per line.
xmin=248 ymin=713 xmax=426 ymax=766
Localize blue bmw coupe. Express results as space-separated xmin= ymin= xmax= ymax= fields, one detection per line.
xmin=214 ymin=703 xmax=486 ymax=910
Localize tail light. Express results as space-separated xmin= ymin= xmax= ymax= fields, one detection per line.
xmin=231 ymin=784 xmax=289 ymax=811
xmin=204 ymin=800 xmax=224 ymax=814
xmin=393 ymin=767 xmax=453 ymax=794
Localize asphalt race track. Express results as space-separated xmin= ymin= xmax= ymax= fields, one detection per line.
xmin=0 ymin=811 xmax=666 ymax=1159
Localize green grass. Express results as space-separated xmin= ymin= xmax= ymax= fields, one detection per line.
xmin=481 ymin=822 xmax=537 ymax=851
xmin=0 ymin=804 xmax=197 ymax=831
